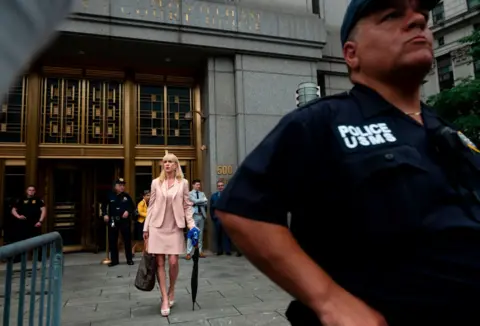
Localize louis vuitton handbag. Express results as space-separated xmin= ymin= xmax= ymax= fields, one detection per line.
xmin=134 ymin=240 xmax=156 ymax=291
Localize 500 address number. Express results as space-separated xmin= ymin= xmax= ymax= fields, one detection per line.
xmin=217 ymin=165 xmax=234 ymax=175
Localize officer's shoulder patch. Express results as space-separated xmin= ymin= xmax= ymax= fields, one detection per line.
xmin=335 ymin=121 xmax=398 ymax=151
xmin=23 ymin=200 xmax=28 ymax=204
xmin=458 ymin=131 xmax=480 ymax=154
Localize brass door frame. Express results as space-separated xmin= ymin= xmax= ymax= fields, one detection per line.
xmin=82 ymin=167 xmax=93 ymax=250
xmin=91 ymin=166 xmax=98 ymax=252
xmin=179 ymin=160 xmax=191 ymax=183
xmin=135 ymin=160 xmax=152 ymax=166
xmin=93 ymin=160 xmax=121 ymax=252
xmin=49 ymin=163 xmax=84 ymax=252
xmin=153 ymin=160 xmax=161 ymax=178
xmin=45 ymin=160 xmax=121 ymax=252
xmin=1 ymin=163 xmax=26 ymax=245
xmin=5 ymin=160 xmax=26 ymax=166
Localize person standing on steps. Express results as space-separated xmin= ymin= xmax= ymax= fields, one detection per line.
xmin=102 ymin=178 xmax=135 ymax=267
xmin=143 ymin=153 xmax=198 ymax=317
xmin=132 ymin=190 xmax=150 ymax=257
xmin=210 ymin=180 xmax=232 ymax=256
xmin=186 ymin=179 xmax=207 ymax=259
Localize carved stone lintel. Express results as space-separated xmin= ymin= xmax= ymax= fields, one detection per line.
xmin=452 ymin=45 xmax=471 ymax=65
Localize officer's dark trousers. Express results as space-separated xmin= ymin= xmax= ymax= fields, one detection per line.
xmin=11 ymin=221 xmax=42 ymax=263
xmin=213 ymin=218 xmax=231 ymax=253
xmin=108 ymin=219 xmax=132 ymax=263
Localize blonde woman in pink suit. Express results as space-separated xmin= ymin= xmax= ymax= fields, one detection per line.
xmin=143 ymin=153 xmax=196 ymax=317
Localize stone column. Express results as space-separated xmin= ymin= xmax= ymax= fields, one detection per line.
xmin=203 ymin=57 xmax=237 ymax=252
xmin=204 ymin=57 xmax=238 ymax=191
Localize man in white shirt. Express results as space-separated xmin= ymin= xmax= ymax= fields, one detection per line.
xmin=186 ymin=179 xmax=208 ymax=259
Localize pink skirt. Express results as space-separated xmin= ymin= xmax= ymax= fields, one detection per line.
xmin=147 ymin=226 xmax=185 ymax=255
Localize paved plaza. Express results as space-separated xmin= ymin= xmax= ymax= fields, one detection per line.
xmin=2 ymin=252 xmax=293 ymax=325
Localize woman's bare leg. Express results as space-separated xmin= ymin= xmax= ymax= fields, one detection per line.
xmin=156 ymin=255 xmax=169 ymax=311
xmin=167 ymin=255 xmax=179 ymax=301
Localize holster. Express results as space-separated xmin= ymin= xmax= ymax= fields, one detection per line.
xmin=110 ymin=216 xmax=121 ymax=228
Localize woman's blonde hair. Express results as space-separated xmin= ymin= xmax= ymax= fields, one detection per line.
xmin=158 ymin=153 xmax=184 ymax=182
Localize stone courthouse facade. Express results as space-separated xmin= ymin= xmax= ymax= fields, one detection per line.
xmin=0 ymin=0 xmax=351 ymax=251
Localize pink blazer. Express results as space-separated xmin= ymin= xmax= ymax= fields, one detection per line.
xmin=143 ymin=177 xmax=195 ymax=231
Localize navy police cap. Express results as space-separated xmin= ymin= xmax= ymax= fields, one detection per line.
xmin=115 ymin=178 xmax=126 ymax=185
xmin=340 ymin=0 xmax=440 ymax=46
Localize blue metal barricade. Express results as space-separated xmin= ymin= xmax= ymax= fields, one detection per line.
xmin=0 ymin=232 xmax=63 ymax=326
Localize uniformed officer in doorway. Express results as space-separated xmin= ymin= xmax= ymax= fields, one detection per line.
xmin=103 ymin=178 xmax=135 ymax=267
xmin=215 ymin=0 xmax=480 ymax=325
xmin=11 ymin=185 xmax=46 ymax=242
xmin=11 ymin=185 xmax=46 ymax=262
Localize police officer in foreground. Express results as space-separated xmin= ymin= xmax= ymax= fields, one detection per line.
xmin=216 ymin=0 xmax=480 ymax=325
xmin=103 ymin=178 xmax=135 ymax=267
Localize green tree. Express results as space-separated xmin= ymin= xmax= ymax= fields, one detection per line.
xmin=427 ymin=30 xmax=480 ymax=143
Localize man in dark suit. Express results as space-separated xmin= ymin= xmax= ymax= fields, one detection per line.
xmin=210 ymin=180 xmax=241 ymax=257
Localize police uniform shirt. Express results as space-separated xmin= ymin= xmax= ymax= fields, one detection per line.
xmin=106 ymin=192 xmax=135 ymax=218
xmin=216 ymin=84 xmax=480 ymax=321
xmin=14 ymin=196 xmax=45 ymax=226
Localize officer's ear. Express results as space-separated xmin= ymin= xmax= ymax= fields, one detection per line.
xmin=343 ymin=41 xmax=360 ymax=72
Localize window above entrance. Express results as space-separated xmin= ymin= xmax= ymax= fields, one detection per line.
xmin=0 ymin=77 xmax=27 ymax=143
xmin=137 ymin=85 xmax=192 ymax=146
xmin=86 ymin=80 xmax=123 ymax=145
xmin=40 ymin=78 xmax=123 ymax=145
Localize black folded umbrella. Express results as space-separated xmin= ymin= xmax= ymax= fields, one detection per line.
xmin=191 ymin=246 xmax=200 ymax=310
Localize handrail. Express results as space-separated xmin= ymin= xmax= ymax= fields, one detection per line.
xmin=0 ymin=232 xmax=64 ymax=326
xmin=0 ymin=232 xmax=62 ymax=260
